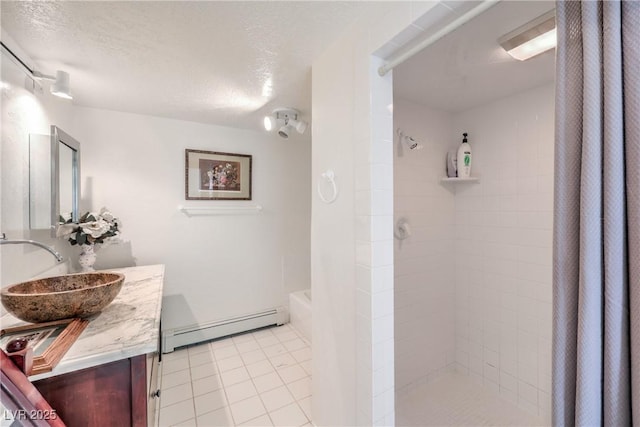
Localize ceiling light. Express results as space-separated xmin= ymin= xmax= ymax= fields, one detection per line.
xmin=498 ymin=10 xmax=556 ymax=61
xmin=263 ymin=108 xmax=308 ymax=139
xmin=264 ymin=115 xmax=275 ymax=131
xmin=33 ymin=70 xmax=73 ymax=99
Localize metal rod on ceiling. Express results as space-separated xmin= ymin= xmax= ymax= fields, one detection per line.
xmin=0 ymin=41 xmax=35 ymax=75
xmin=378 ymin=0 xmax=501 ymax=76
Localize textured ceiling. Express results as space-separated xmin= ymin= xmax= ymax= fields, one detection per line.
xmin=1 ymin=1 xmax=383 ymax=131
xmin=393 ymin=1 xmax=556 ymax=112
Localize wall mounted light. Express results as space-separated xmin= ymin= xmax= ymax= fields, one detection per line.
xmin=1 ymin=42 xmax=74 ymax=100
xmin=33 ymin=70 xmax=73 ymax=99
xmin=263 ymin=108 xmax=308 ymax=139
xmin=498 ymin=10 xmax=556 ymax=61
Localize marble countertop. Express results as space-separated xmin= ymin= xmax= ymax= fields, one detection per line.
xmin=1 ymin=264 xmax=164 ymax=381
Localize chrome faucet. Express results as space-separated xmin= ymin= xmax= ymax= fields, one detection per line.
xmin=0 ymin=233 xmax=64 ymax=262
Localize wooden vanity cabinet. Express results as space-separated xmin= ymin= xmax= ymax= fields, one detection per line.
xmin=33 ymin=352 xmax=160 ymax=427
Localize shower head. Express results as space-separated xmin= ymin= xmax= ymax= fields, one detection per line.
xmin=397 ymin=129 xmax=423 ymax=150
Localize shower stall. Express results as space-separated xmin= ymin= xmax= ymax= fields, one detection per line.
xmin=392 ymin=1 xmax=555 ymax=425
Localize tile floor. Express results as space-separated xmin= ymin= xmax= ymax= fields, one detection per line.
xmin=159 ymin=324 xmax=312 ymax=427
xmin=396 ymin=373 xmax=545 ymax=426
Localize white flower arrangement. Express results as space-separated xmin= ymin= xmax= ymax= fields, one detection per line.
xmin=57 ymin=208 xmax=120 ymax=246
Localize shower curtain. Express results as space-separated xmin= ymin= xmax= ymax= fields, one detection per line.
xmin=553 ymin=1 xmax=639 ymax=426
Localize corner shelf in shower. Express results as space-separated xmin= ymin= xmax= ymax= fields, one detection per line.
xmin=440 ymin=177 xmax=480 ymax=183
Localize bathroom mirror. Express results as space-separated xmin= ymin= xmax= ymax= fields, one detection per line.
xmin=29 ymin=127 xmax=81 ymax=236
xmin=51 ymin=126 xmax=81 ymax=237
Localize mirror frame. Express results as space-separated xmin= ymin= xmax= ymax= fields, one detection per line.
xmin=50 ymin=126 xmax=81 ymax=237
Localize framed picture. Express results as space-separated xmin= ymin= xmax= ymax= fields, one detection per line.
xmin=1 ymin=318 xmax=89 ymax=376
xmin=185 ymin=149 xmax=252 ymax=200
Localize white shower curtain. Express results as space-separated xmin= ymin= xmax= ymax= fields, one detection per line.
xmin=553 ymin=1 xmax=639 ymax=426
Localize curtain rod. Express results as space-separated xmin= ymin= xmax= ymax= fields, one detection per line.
xmin=378 ymin=0 xmax=501 ymax=76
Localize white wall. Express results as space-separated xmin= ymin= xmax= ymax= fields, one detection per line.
xmin=68 ymin=106 xmax=311 ymax=331
xmin=311 ymin=2 xmax=447 ymax=425
xmin=452 ymin=83 xmax=554 ymax=422
xmin=393 ymin=98 xmax=456 ymax=393
xmin=1 ymin=45 xmax=76 ymax=291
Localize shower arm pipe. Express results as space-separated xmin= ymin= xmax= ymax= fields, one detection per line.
xmin=378 ymin=0 xmax=501 ymax=76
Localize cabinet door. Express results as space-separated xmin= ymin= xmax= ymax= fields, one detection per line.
xmin=35 ymin=355 xmax=148 ymax=427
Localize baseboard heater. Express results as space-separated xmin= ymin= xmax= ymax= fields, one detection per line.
xmin=162 ymin=306 xmax=288 ymax=353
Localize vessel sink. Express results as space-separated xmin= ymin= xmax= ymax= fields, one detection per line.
xmin=1 ymin=272 xmax=125 ymax=323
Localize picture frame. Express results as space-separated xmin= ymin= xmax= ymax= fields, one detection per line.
xmin=0 ymin=318 xmax=89 ymax=376
xmin=185 ymin=149 xmax=252 ymax=200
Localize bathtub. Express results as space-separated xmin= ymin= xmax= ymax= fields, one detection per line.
xmin=289 ymin=289 xmax=311 ymax=343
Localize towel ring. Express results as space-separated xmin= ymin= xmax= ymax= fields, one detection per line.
xmin=318 ymin=170 xmax=338 ymax=204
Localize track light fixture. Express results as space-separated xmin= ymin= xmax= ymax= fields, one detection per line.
xmin=0 ymin=42 xmax=73 ymax=100
xmin=263 ymin=108 xmax=307 ymax=139
xmin=33 ymin=70 xmax=73 ymax=99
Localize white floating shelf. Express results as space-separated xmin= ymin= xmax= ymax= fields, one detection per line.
xmin=440 ymin=177 xmax=480 ymax=183
xmin=178 ymin=205 xmax=263 ymax=216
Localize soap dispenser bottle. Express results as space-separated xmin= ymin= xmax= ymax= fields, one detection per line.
xmin=457 ymin=132 xmax=472 ymax=178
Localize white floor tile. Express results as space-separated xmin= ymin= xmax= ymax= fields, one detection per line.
xmin=163 ymin=357 xmax=190 ymax=375
xmin=257 ymin=336 xmax=280 ymax=348
xmin=161 ymin=382 xmax=193 ymax=408
xmin=210 ymin=338 xmax=236 ymax=351
xmin=191 ymin=362 xmax=219 ymax=381
xmin=271 ymin=324 xmax=293 ymax=334
xmin=226 ymin=379 xmax=258 ymax=404
xmin=229 ymin=395 xmax=267 ymax=425
xmin=163 ymin=369 xmax=192 ymax=389
xmin=253 ymin=372 xmax=285 ymax=394
xmin=298 ymin=396 xmax=312 ymax=420
xmin=159 ymin=398 xmax=195 ymax=426
xmin=241 ymin=348 xmax=267 ymax=365
xmin=215 ymin=345 xmax=240 ymax=360
xmin=259 ymin=385 xmax=295 ymax=412
xmin=286 ymin=376 xmax=311 ymax=400
xmin=232 ymin=332 xmax=257 ymax=344
xmin=246 ymin=360 xmax=275 ymax=378
xmin=299 ymin=360 xmax=312 ymax=376
xmin=289 ymin=347 xmax=311 ymax=363
xmin=276 ymin=365 xmax=307 ymax=384
xmin=221 ymin=366 xmax=251 ymax=387
xmin=190 ymin=350 xmax=215 ymax=368
xmin=236 ymin=340 xmax=261 ymax=354
xmin=238 ymin=414 xmax=273 ymax=426
xmin=218 ymin=355 xmax=245 ymax=373
xmin=196 ymin=406 xmax=234 ymax=427
xmin=274 ymin=331 xmax=298 ymax=343
xmin=282 ymin=338 xmax=307 ymax=352
xmin=162 ymin=348 xmax=189 ymax=362
xmin=268 ymin=402 xmax=308 ymax=427
xmin=252 ymin=328 xmax=276 ymax=339
xmin=194 ymin=388 xmax=227 ymax=416
xmin=163 ymin=326 xmax=312 ymax=427
xmin=192 ymin=374 xmax=223 ymax=397
xmin=188 ymin=343 xmax=212 ymax=355
xmin=262 ymin=343 xmax=288 ymax=358
xmin=169 ymin=418 xmax=196 ymax=427
xmin=269 ymin=354 xmax=297 ymax=370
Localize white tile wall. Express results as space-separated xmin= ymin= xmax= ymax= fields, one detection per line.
xmin=451 ymin=83 xmax=555 ymax=423
xmin=393 ymin=98 xmax=456 ymax=393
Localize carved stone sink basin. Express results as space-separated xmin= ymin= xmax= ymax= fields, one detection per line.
xmin=1 ymin=272 xmax=125 ymax=323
